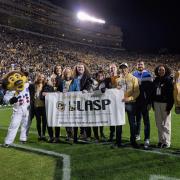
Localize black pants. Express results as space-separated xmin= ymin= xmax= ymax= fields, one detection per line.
xmin=93 ymin=127 xmax=104 ymax=140
xmin=85 ymin=127 xmax=91 ymax=138
xmin=109 ymin=102 xmax=136 ymax=145
xmin=66 ymin=127 xmax=73 ymax=138
xmin=115 ymin=125 xmax=122 ymax=146
xmin=47 ymin=127 xmax=60 ymax=139
xmin=109 ymin=126 xmax=115 ymax=141
xmin=80 ymin=127 xmax=91 ymax=138
xmin=34 ymin=107 xmax=47 ymax=137
xmin=73 ymin=127 xmax=78 ymax=142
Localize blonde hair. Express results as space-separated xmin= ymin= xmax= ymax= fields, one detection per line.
xmin=62 ymin=67 xmax=73 ymax=80
xmin=34 ymin=72 xmax=46 ymax=86
xmin=175 ymin=70 xmax=180 ymax=81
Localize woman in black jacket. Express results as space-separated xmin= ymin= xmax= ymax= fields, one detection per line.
xmin=73 ymin=63 xmax=93 ymax=143
xmin=54 ymin=65 xmax=63 ymax=88
xmin=45 ymin=65 xmax=63 ymax=143
xmin=31 ymin=73 xmax=47 ymax=141
xmin=152 ymin=65 xmax=174 ymax=148
xmin=40 ymin=75 xmax=56 ymax=143
xmin=92 ymin=70 xmax=110 ymax=142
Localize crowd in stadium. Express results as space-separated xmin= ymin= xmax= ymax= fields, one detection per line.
xmin=0 ymin=25 xmax=180 ymax=82
xmin=0 ymin=26 xmax=180 ymax=150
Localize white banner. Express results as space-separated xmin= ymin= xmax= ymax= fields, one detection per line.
xmin=45 ymin=89 xmax=125 ymax=127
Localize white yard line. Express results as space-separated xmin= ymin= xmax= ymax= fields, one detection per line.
xmin=125 ymin=147 xmax=180 ymax=158
xmin=149 ymin=175 xmax=180 ymax=180
xmin=1 ymin=126 xmax=180 ymax=158
xmin=0 ymin=143 xmax=71 ymax=180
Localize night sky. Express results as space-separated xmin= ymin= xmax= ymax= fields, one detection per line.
xmin=50 ymin=0 xmax=180 ymax=53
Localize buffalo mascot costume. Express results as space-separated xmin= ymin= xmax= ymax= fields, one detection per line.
xmin=2 ymin=71 xmax=31 ymax=147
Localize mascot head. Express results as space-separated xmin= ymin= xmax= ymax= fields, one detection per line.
xmin=2 ymin=71 xmax=27 ymax=92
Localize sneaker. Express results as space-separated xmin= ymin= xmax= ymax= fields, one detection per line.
xmin=86 ymin=137 xmax=91 ymax=142
xmin=94 ymin=139 xmax=99 ymax=143
xmin=157 ymin=142 xmax=162 ymax=148
xmin=41 ymin=136 xmax=47 ymax=141
xmin=100 ymin=135 xmax=106 ymax=142
xmin=144 ymin=139 xmax=150 ymax=149
xmin=131 ymin=142 xmax=140 ymax=149
xmin=111 ymin=144 xmax=119 ymax=149
xmin=20 ymin=141 xmax=26 ymax=144
xmin=79 ymin=134 xmax=87 ymax=140
xmin=161 ymin=143 xmax=170 ymax=149
xmin=54 ymin=138 xmax=60 ymax=143
xmin=107 ymin=138 xmax=113 ymax=143
xmin=136 ymin=135 xmax=141 ymax=141
xmin=111 ymin=143 xmax=125 ymax=149
xmin=48 ymin=138 xmax=54 ymax=143
xmin=3 ymin=144 xmax=10 ymax=148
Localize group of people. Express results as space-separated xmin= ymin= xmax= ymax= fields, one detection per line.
xmin=0 ymin=24 xmax=180 ymax=149
xmin=1 ymin=60 xmax=180 ymax=150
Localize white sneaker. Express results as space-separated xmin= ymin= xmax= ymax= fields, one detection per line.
xmin=3 ymin=144 xmax=10 ymax=148
xmin=144 ymin=139 xmax=150 ymax=149
xmin=136 ymin=135 xmax=141 ymax=141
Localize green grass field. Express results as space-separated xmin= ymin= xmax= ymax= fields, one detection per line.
xmin=0 ymin=107 xmax=180 ymax=180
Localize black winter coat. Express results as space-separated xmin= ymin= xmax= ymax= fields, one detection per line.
xmin=78 ymin=74 xmax=93 ymax=91
xmin=152 ymin=76 xmax=174 ymax=111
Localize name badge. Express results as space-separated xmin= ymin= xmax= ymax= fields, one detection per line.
xmin=156 ymin=87 xmax=161 ymax=95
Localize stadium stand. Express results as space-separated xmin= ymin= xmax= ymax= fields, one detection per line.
xmin=0 ymin=0 xmax=123 ymax=48
xmin=0 ymin=0 xmax=179 ymax=82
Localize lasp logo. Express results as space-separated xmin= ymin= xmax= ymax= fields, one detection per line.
xmin=56 ymin=101 xmax=66 ymax=111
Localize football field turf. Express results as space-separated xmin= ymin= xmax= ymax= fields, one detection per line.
xmin=0 ymin=107 xmax=180 ymax=180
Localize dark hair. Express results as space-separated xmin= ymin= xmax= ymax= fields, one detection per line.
xmin=137 ymin=60 xmax=144 ymax=64
xmin=53 ymin=65 xmax=62 ymax=75
xmin=95 ymin=70 xmax=105 ymax=78
xmin=154 ymin=64 xmax=171 ymax=77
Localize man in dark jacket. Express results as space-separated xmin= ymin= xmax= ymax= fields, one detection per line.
xmin=133 ymin=61 xmax=153 ymax=149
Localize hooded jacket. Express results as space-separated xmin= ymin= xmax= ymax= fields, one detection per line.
xmin=133 ymin=70 xmax=153 ymax=107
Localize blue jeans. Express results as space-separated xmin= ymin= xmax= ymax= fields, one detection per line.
xmin=125 ymin=102 xmax=136 ymax=143
xmin=135 ymin=105 xmax=150 ymax=140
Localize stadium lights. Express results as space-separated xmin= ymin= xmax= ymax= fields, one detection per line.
xmin=77 ymin=11 xmax=106 ymax=24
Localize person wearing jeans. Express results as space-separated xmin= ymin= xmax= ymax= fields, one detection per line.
xmin=72 ymin=63 xmax=92 ymax=143
xmin=116 ymin=62 xmax=140 ymax=148
xmin=133 ymin=61 xmax=153 ymax=149
xmin=107 ymin=63 xmax=120 ymax=142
